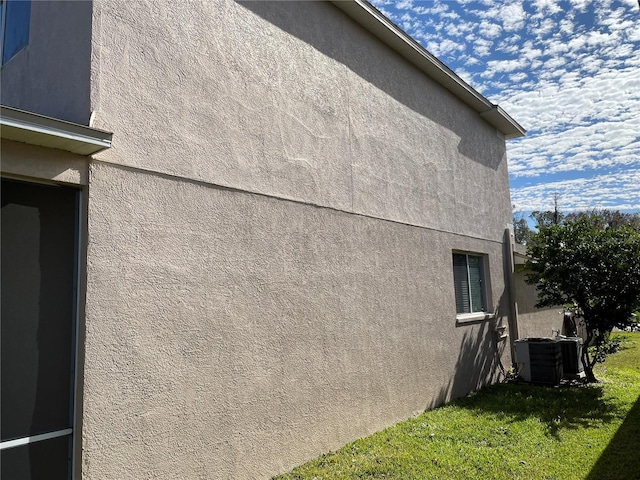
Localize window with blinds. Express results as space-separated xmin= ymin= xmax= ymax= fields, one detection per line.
xmin=452 ymin=253 xmax=487 ymax=315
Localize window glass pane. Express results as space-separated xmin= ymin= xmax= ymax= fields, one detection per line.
xmin=453 ymin=253 xmax=487 ymax=315
xmin=0 ymin=2 xmax=4 ymax=51
xmin=1 ymin=435 xmax=72 ymax=480
xmin=452 ymin=253 xmax=470 ymax=314
xmin=1 ymin=179 xmax=77 ymax=440
xmin=467 ymin=255 xmax=485 ymax=313
xmin=2 ymin=0 xmax=31 ymax=64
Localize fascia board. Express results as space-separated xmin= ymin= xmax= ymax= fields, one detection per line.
xmin=480 ymin=105 xmax=526 ymax=139
xmin=331 ymin=0 xmax=526 ymax=139
xmin=1 ymin=105 xmax=113 ymax=155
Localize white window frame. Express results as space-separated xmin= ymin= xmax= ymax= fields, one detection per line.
xmin=452 ymin=252 xmax=491 ymax=321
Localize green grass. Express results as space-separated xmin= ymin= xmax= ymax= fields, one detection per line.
xmin=274 ymin=332 xmax=640 ymax=480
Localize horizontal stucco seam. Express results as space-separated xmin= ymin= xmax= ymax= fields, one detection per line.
xmin=89 ymin=160 xmax=506 ymax=246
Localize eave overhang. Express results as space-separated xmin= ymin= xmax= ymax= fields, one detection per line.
xmin=513 ymin=243 xmax=529 ymax=266
xmin=1 ymin=105 xmax=113 ymax=155
xmin=514 ymin=251 xmax=528 ymax=266
xmin=331 ymin=0 xmax=526 ymax=139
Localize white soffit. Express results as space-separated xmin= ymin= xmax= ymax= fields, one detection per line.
xmin=514 ymin=252 xmax=529 ymax=265
xmin=1 ymin=105 xmax=113 ymax=155
xmin=332 ymin=0 xmax=526 ymax=139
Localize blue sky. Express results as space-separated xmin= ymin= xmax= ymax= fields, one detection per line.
xmin=370 ymin=0 xmax=640 ymax=217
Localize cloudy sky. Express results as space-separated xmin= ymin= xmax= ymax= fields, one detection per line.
xmin=370 ymin=0 xmax=640 ymax=217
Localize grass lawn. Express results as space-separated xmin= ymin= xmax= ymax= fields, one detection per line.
xmin=273 ymin=332 xmax=640 ymax=480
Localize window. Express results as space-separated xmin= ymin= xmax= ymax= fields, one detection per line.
xmin=1 ymin=178 xmax=79 ymax=480
xmin=0 ymin=0 xmax=31 ymax=65
xmin=452 ymin=252 xmax=488 ymax=316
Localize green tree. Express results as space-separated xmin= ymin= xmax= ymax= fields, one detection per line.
xmin=525 ymin=218 xmax=640 ymax=382
xmin=513 ymin=211 xmax=534 ymax=245
xmin=564 ymin=208 xmax=640 ymax=231
xmin=530 ymin=193 xmax=564 ymax=228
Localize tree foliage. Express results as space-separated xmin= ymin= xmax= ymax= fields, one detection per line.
xmin=564 ymin=208 xmax=640 ymax=231
xmin=525 ymin=217 xmax=640 ymax=382
xmin=513 ymin=213 xmax=534 ymax=245
xmin=513 ymin=207 xmax=640 ymax=246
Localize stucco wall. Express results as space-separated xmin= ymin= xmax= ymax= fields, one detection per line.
xmin=89 ymin=0 xmax=511 ymax=241
xmin=514 ymin=268 xmax=563 ymax=339
xmin=76 ymin=1 xmax=516 ymax=477
xmin=0 ymin=139 xmax=89 ymax=186
xmin=83 ymin=163 xmax=510 ymax=478
xmin=0 ymin=1 xmax=92 ymax=124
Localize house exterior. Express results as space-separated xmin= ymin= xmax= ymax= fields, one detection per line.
xmin=512 ymin=244 xmax=565 ymax=339
xmin=1 ymin=1 xmax=525 ymax=478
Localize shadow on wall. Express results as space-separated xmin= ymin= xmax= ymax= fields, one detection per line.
xmin=426 ymin=316 xmax=509 ymax=411
xmin=237 ymin=1 xmax=504 ymax=170
xmin=512 ymin=259 xmax=565 ymax=340
xmin=586 ymin=395 xmax=640 ymax=480
xmin=425 ymin=234 xmax=513 ymax=410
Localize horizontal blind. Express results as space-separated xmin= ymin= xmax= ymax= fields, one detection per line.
xmin=467 ymin=255 xmax=485 ymax=313
xmin=452 ymin=253 xmax=470 ymax=314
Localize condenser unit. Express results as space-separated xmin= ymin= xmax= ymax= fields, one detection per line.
xmin=557 ymin=336 xmax=586 ymax=380
xmin=514 ymin=338 xmax=563 ymax=386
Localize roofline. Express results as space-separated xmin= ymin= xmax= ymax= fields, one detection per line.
xmin=331 ymin=0 xmax=526 ymax=139
xmin=1 ymin=105 xmax=113 ymax=155
xmin=513 ymin=242 xmax=529 ymax=265
xmin=514 ymin=251 xmax=529 ymax=265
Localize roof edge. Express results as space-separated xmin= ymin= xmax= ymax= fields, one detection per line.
xmin=1 ymin=105 xmax=113 ymax=155
xmin=331 ymin=0 xmax=526 ymax=139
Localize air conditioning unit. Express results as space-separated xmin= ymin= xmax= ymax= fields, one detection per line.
xmin=514 ymin=338 xmax=562 ymax=386
xmin=557 ymin=336 xmax=586 ymax=380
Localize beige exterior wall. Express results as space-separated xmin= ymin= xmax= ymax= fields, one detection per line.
xmin=80 ymin=1 xmax=515 ymax=477
xmin=514 ymin=268 xmax=564 ymax=339
xmin=0 ymin=139 xmax=89 ymax=186
xmin=88 ymin=0 xmax=511 ymax=241
xmin=3 ymin=1 xmax=516 ymax=478
xmin=83 ymin=162 xmax=510 ymax=478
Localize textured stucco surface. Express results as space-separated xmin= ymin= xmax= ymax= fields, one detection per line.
xmin=89 ymin=0 xmax=511 ymax=242
xmin=84 ymin=163 xmax=510 ymax=478
xmin=0 ymin=1 xmax=93 ymax=124
xmin=0 ymin=139 xmax=88 ymax=185
xmin=514 ymin=269 xmax=563 ymax=339
xmin=46 ymin=0 xmax=524 ymax=478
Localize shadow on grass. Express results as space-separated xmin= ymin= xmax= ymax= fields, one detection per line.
xmin=586 ymin=395 xmax=640 ymax=480
xmin=452 ymin=381 xmax=622 ymax=440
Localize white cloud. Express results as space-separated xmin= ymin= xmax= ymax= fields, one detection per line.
xmin=478 ymin=20 xmax=502 ymax=38
xmin=533 ymin=0 xmax=564 ymax=15
xmin=395 ymin=0 xmax=414 ymax=10
xmin=499 ymin=3 xmax=527 ymax=31
xmin=567 ymin=0 xmax=592 ymax=12
xmin=509 ymin=72 xmax=529 ymax=82
xmin=371 ymin=0 xmax=640 ymax=214
xmin=511 ymin=169 xmax=640 ymax=212
xmin=531 ymin=17 xmax=557 ymax=37
xmin=559 ymin=18 xmax=575 ymax=35
xmin=486 ymin=58 xmax=527 ymax=74
xmin=429 ymin=37 xmax=466 ymax=57
xmin=473 ymin=37 xmax=494 ymax=57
